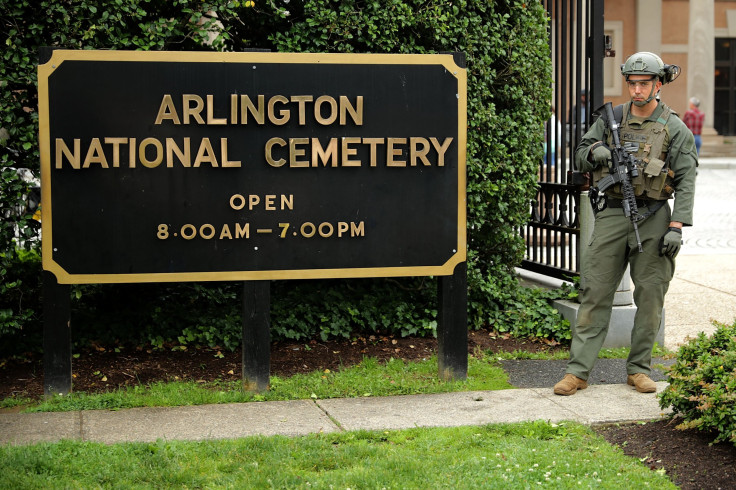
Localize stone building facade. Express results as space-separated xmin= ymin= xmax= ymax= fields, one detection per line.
xmin=602 ymin=0 xmax=736 ymax=137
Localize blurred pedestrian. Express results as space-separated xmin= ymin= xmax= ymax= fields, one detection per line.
xmin=544 ymin=105 xmax=562 ymax=166
xmin=570 ymin=89 xmax=589 ymax=129
xmin=682 ymin=97 xmax=705 ymax=154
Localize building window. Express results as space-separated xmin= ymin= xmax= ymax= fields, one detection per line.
xmin=604 ymin=21 xmax=623 ymax=97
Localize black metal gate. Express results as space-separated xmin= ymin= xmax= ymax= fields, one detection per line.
xmin=522 ymin=0 xmax=605 ymax=280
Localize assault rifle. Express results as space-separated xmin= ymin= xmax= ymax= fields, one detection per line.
xmin=590 ymin=102 xmax=644 ymax=253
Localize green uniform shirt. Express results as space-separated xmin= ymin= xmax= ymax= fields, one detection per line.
xmin=575 ymin=101 xmax=698 ymax=226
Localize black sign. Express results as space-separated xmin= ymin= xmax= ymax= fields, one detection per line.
xmin=39 ymin=51 xmax=466 ymax=283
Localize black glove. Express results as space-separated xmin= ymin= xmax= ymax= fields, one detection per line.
xmin=659 ymin=227 xmax=682 ymax=258
xmin=589 ymin=142 xmax=611 ymax=168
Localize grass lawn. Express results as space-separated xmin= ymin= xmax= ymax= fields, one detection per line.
xmin=0 ymin=421 xmax=675 ymax=488
xmin=12 ymin=354 xmax=510 ymax=413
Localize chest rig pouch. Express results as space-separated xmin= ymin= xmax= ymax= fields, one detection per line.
xmin=592 ymin=103 xmax=676 ymax=200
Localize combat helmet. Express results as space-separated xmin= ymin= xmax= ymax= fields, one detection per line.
xmin=620 ymin=52 xmax=680 ymax=84
xmin=621 ymin=52 xmax=681 ymax=106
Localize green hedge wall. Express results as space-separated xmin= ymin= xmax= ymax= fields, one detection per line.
xmin=0 ymin=0 xmax=559 ymax=353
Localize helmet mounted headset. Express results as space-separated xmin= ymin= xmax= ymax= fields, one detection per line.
xmin=620 ymin=52 xmax=681 ymax=107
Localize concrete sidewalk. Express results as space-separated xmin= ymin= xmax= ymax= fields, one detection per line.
xmin=663 ymin=162 xmax=736 ymax=348
xmin=0 ymin=383 xmax=670 ymax=446
xmin=665 ymin=254 xmax=736 ymax=349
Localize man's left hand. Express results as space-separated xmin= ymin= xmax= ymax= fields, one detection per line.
xmin=660 ymin=227 xmax=682 ymax=258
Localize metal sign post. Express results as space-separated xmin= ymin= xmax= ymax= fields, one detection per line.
xmin=42 ymin=271 xmax=71 ymax=396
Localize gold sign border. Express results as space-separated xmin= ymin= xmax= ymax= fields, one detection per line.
xmin=39 ymin=50 xmax=467 ymax=284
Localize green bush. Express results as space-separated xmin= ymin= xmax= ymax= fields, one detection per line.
xmin=0 ymin=248 xmax=42 ymax=353
xmin=69 ymin=282 xmax=242 ymax=351
xmin=66 ymin=275 xmax=571 ymax=353
xmin=66 ymin=278 xmax=436 ymax=350
xmin=272 ymin=278 xmax=438 ymax=341
xmin=658 ymin=320 xmax=736 ymax=446
xmin=1 ymin=0 xmax=563 ymax=353
xmin=486 ymin=275 xmax=575 ymax=341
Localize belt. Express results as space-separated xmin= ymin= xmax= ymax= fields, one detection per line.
xmin=605 ymin=197 xmax=660 ymax=209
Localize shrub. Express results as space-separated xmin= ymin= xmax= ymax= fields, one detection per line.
xmin=659 ymin=320 xmax=736 ymax=446
xmin=0 ymin=248 xmax=42 ymax=353
xmin=487 ymin=277 xmax=575 ymax=341
xmin=66 ymin=278 xmax=437 ymax=351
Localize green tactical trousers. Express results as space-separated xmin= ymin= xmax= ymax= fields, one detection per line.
xmin=566 ymin=201 xmax=675 ymax=380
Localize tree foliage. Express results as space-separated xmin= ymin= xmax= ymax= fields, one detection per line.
xmin=0 ymin=0 xmax=559 ymax=353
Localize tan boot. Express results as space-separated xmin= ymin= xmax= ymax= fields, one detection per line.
xmin=627 ymin=373 xmax=656 ymax=393
xmin=553 ymin=374 xmax=588 ymax=396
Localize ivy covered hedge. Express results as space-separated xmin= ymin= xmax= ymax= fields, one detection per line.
xmin=1 ymin=0 xmax=563 ymax=354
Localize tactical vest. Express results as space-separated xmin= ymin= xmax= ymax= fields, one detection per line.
xmin=592 ymin=103 xmax=676 ymax=200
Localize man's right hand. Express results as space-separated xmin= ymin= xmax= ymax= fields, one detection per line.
xmin=590 ymin=142 xmax=611 ymax=168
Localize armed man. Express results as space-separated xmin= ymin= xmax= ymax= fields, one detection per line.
xmin=554 ymin=52 xmax=698 ymax=396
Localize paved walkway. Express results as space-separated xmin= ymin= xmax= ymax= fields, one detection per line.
xmin=1 ymin=160 xmax=733 ymax=446
xmin=0 ymin=383 xmax=671 ymax=445
xmin=665 ymin=161 xmax=736 ymax=348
